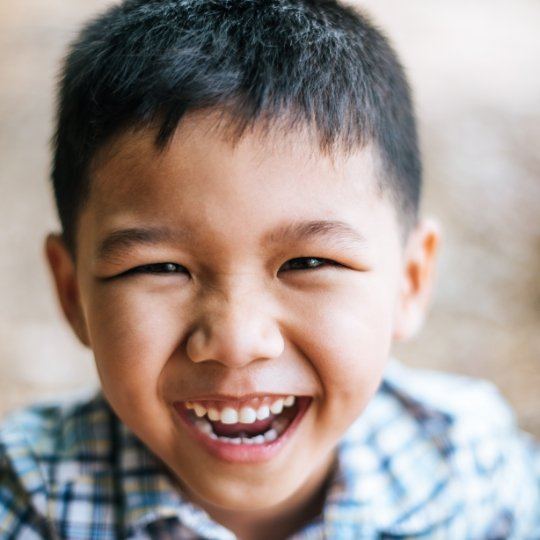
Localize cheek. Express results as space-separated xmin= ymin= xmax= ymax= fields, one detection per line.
xmin=289 ymin=274 xmax=398 ymax=409
xmin=83 ymin=285 xmax=185 ymax=400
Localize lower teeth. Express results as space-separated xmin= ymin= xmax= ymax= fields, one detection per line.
xmin=194 ymin=418 xmax=285 ymax=445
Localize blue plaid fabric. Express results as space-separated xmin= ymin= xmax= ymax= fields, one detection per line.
xmin=1 ymin=359 xmax=539 ymax=539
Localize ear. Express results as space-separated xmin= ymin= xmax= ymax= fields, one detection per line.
xmin=393 ymin=218 xmax=441 ymax=341
xmin=45 ymin=234 xmax=91 ymax=347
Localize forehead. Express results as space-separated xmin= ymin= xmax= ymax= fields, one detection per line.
xmin=82 ymin=112 xmax=397 ymax=252
xmin=91 ymin=113 xmax=379 ymax=195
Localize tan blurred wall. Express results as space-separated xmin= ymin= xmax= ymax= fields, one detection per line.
xmin=1 ymin=1 xmax=539 ymax=435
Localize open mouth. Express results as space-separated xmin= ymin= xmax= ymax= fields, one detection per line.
xmin=173 ymin=395 xmax=311 ymax=462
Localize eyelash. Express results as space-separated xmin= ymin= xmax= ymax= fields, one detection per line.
xmin=124 ymin=257 xmax=339 ymax=276
xmin=279 ymin=257 xmax=338 ymax=272
xmin=126 ymin=262 xmax=186 ymax=275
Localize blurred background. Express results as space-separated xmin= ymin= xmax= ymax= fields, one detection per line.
xmin=0 ymin=0 xmax=539 ymax=435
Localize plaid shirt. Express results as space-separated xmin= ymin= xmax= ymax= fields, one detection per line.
xmin=1 ymin=359 xmax=539 ymax=539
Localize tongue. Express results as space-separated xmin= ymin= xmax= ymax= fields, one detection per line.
xmin=211 ymin=416 xmax=275 ymax=437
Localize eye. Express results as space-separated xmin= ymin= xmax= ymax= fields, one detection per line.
xmin=125 ymin=262 xmax=188 ymax=275
xmin=279 ymin=257 xmax=339 ymax=272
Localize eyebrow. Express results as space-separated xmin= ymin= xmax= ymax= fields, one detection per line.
xmin=263 ymin=219 xmax=367 ymax=248
xmin=96 ymin=219 xmax=366 ymax=261
xmin=96 ymin=226 xmax=192 ymax=262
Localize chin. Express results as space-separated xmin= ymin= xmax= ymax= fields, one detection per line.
xmin=181 ymin=470 xmax=300 ymax=512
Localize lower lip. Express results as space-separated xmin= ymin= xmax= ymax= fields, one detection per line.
xmin=173 ymin=398 xmax=311 ymax=463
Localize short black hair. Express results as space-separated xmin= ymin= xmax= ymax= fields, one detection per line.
xmin=52 ymin=0 xmax=421 ymax=254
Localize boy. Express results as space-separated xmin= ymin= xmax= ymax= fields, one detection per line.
xmin=1 ymin=0 xmax=539 ymax=538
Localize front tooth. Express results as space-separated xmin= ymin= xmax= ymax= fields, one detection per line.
xmin=239 ymin=406 xmax=257 ymax=424
xmin=242 ymin=437 xmax=254 ymax=445
xmin=251 ymin=435 xmax=265 ymax=445
xmin=208 ymin=408 xmax=220 ymax=421
xmin=256 ymin=405 xmax=270 ymax=420
xmin=220 ymin=407 xmax=239 ymax=424
xmin=193 ymin=403 xmax=207 ymax=417
xmin=270 ymin=398 xmax=284 ymax=414
xmin=230 ymin=437 xmax=242 ymax=445
xmin=284 ymin=396 xmax=296 ymax=407
xmin=264 ymin=428 xmax=278 ymax=442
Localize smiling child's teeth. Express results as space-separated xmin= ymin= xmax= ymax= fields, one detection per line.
xmin=188 ymin=395 xmax=297 ymax=425
xmin=264 ymin=428 xmax=278 ymax=441
xmin=284 ymin=395 xmax=295 ymax=407
xmin=239 ymin=406 xmax=257 ymax=424
xmin=193 ymin=403 xmax=207 ymax=417
xmin=270 ymin=398 xmax=284 ymax=414
xmin=256 ymin=405 xmax=270 ymax=420
xmin=192 ymin=411 xmax=286 ymax=445
xmin=220 ymin=407 xmax=239 ymax=424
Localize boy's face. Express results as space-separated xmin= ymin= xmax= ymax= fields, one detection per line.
xmin=47 ymin=113 xmax=438 ymax=516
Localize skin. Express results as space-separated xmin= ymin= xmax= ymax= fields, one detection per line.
xmin=46 ymin=112 xmax=439 ymax=540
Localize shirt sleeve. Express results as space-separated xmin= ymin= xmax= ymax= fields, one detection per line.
xmin=0 ymin=451 xmax=51 ymax=540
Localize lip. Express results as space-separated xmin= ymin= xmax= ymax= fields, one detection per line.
xmin=183 ymin=392 xmax=293 ymax=403
xmin=172 ymin=396 xmax=312 ymax=463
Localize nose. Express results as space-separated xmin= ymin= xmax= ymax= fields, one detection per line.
xmin=185 ymin=285 xmax=285 ymax=368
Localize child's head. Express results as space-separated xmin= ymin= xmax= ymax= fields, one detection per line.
xmin=52 ymin=0 xmax=422 ymax=255
xmin=46 ymin=0 xmax=439 ymax=528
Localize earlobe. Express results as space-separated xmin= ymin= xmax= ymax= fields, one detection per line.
xmin=44 ymin=234 xmax=91 ymax=347
xmin=393 ymin=218 xmax=441 ymax=342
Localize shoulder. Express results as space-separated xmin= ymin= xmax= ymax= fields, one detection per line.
xmin=0 ymin=391 xmax=115 ymax=537
xmin=381 ymin=358 xmax=516 ymax=439
xmin=336 ymin=360 xmax=540 ymax=538
xmin=346 ymin=359 xmax=522 ymax=465
xmin=0 ymin=390 xmax=113 ymax=471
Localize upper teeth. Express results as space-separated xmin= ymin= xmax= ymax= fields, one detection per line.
xmin=186 ymin=396 xmax=296 ymax=424
xmin=221 ymin=407 xmax=238 ymax=424
xmin=270 ymin=399 xmax=284 ymax=415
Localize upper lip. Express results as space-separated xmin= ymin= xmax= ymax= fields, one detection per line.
xmin=174 ymin=392 xmax=302 ymax=402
